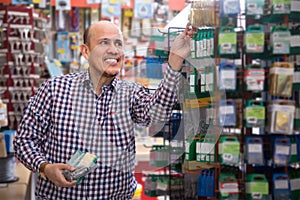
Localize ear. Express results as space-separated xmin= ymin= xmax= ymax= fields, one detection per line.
xmin=80 ymin=44 xmax=89 ymax=59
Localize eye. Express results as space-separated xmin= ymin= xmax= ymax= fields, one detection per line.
xmin=115 ymin=41 xmax=123 ymax=47
xmin=100 ymin=40 xmax=109 ymax=45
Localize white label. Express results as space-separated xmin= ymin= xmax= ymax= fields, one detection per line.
xmin=190 ymin=86 xmax=195 ymax=93
xmin=271 ymin=104 xmax=295 ymax=113
xmin=206 ymin=73 xmax=213 ymax=84
xmin=290 ymin=35 xmax=300 ymax=47
xmin=220 ymin=182 xmax=239 ymax=193
xmin=197 ymin=142 xmax=215 ymax=154
xmin=290 ymin=178 xmax=300 ymax=191
xmin=291 ymin=1 xmax=300 ymax=11
xmin=185 ymin=141 xmax=190 ymax=152
xmin=269 ymin=67 xmax=294 ymax=75
xmin=291 ymin=143 xmax=297 ymax=155
xmin=275 ymin=145 xmax=290 ymax=155
xmin=201 ymin=74 xmax=206 ymax=85
xmin=220 ymin=105 xmax=234 ymax=115
xmin=293 ymin=71 xmax=300 ymax=83
xmin=190 ymin=74 xmax=195 ymax=85
xmin=274 ymin=180 xmax=289 ymax=189
xmin=248 ymin=144 xmax=262 ymax=153
xmin=0 ymin=104 xmax=7 ymax=121
xmin=221 ymin=69 xmax=236 ymax=79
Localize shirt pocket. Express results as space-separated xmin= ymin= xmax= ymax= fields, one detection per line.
xmin=110 ymin=110 xmax=134 ymax=148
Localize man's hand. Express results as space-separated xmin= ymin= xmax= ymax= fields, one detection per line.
xmin=169 ymin=24 xmax=196 ymax=71
xmin=44 ymin=163 xmax=77 ymax=187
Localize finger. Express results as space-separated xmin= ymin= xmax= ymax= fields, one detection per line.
xmin=57 ymin=163 xmax=75 ymax=171
xmin=63 ymin=180 xmax=77 ymax=187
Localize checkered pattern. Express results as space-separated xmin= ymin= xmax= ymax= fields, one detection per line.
xmin=14 ymin=65 xmax=181 ymax=199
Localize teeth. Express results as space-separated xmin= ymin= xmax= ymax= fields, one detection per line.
xmin=105 ymin=58 xmax=118 ymax=64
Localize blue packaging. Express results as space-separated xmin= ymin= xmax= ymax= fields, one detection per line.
xmin=246 ymin=136 xmax=264 ymax=165
xmin=273 ymin=136 xmax=291 ymax=167
xmin=219 ymin=99 xmax=236 ymax=126
xmin=145 ymin=57 xmax=163 ymax=79
xmin=272 ymin=173 xmax=290 ymax=200
xmin=3 ymin=130 xmax=16 ymax=154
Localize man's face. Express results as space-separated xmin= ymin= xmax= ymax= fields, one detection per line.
xmin=83 ymin=23 xmax=125 ymax=78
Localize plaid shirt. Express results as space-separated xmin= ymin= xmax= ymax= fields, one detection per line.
xmin=14 ymin=65 xmax=180 ymax=200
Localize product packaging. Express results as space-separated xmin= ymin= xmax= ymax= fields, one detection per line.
xmin=290 ymin=136 xmax=298 ymax=164
xmin=244 ymin=25 xmax=265 ymax=53
xmin=246 ymin=0 xmax=265 ymax=16
xmin=218 ymin=135 xmax=240 ymax=166
xmin=272 ymin=136 xmax=291 ymax=166
xmin=185 ymin=135 xmax=197 ymax=161
xmin=267 ymin=100 xmax=295 ymax=134
xmin=196 ymin=133 xmax=216 ymax=163
xmin=270 ymin=26 xmax=291 ymax=54
xmin=220 ymin=0 xmax=240 ymax=16
xmin=189 ymin=0 xmax=215 ymax=27
xmin=245 ymin=136 xmax=264 ymax=165
xmin=219 ymin=173 xmax=239 ymax=199
xmin=269 ymin=62 xmax=294 ymax=97
xmin=244 ymin=64 xmax=265 ymax=91
xmin=219 ymin=99 xmax=236 ymax=126
xmin=219 ymin=62 xmax=237 ymax=91
xmin=0 ymin=99 xmax=8 ymax=127
xmin=245 ymin=100 xmax=265 ymax=128
xmin=289 ymin=169 xmax=300 ymax=200
xmin=245 ymin=174 xmax=269 ymax=200
xmin=218 ymin=26 xmax=237 ymax=55
xmin=272 ymin=173 xmax=290 ymax=200
xmin=271 ymin=0 xmax=291 ymax=14
xmin=198 ymin=169 xmax=215 ymax=197
xmin=63 ymin=150 xmax=98 ymax=184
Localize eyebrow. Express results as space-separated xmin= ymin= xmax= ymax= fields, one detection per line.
xmin=99 ymin=38 xmax=123 ymax=43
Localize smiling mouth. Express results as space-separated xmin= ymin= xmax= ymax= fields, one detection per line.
xmin=104 ymin=58 xmax=120 ymax=64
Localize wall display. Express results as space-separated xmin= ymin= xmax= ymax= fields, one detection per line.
xmin=270 ymin=26 xmax=291 ymax=54
xmin=218 ymin=136 xmax=240 ymax=166
xmin=0 ymin=5 xmax=48 ymax=129
xmin=101 ymin=0 xmax=122 ymax=18
xmin=271 ymin=0 xmax=291 ymax=14
xmin=269 ymin=62 xmax=294 ymax=97
xmin=218 ymin=26 xmax=237 ymax=55
xmin=272 ymin=173 xmax=290 ymax=200
xmin=153 ymin=0 xmax=168 ymax=24
xmin=246 ymin=136 xmax=265 ymax=165
xmin=220 ymin=0 xmax=240 ymax=16
xmin=272 ymin=137 xmax=291 ymax=166
xmin=246 ymin=0 xmax=265 ymax=16
xmin=11 ymin=0 xmax=32 ymax=5
xmin=244 ymin=64 xmax=265 ymax=91
xmin=134 ymin=0 xmax=153 ymax=19
xmin=218 ymin=61 xmax=237 ymax=91
xmin=244 ymin=100 xmax=265 ymax=128
xmin=244 ymin=25 xmax=265 ymax=53
xmin=218 ymin=173 xmax=239 ymax=199
xmin=267 ymin=100 xmax=295 ymax=134
xmin=246 ymin=174 xmax=269 ymax=200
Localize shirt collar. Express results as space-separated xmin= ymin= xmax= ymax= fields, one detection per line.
xmin=81 ymin=71 xmax=118 ymax=92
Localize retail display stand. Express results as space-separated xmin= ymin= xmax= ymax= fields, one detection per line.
xmin=163 ymin=0 xmax=300 ymax=199
xmin=0 ymin=5 xmax=48 ymax=130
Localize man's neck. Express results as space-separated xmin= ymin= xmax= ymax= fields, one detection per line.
xmin=89 ymin=70 xmax=114 ymax=95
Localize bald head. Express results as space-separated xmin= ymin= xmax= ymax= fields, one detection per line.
xmin=83 ymin=21 xmax=122 ymax=45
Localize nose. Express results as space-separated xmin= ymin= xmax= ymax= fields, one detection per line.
xmin=107 ymin=45 xmax=118 ymax=54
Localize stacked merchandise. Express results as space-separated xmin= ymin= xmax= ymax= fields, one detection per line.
xmin=0 ymin=5 xmax=48 ymax=130
xmin=182 ymin=0 xmax=300 ymax=199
